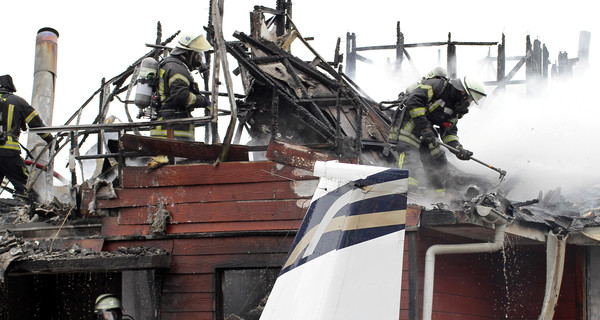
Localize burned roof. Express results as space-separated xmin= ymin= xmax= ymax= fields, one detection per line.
xmin=0 ymin=233 xmax=170 ymax=280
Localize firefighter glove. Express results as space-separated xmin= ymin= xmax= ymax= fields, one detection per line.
xmin=43 ymin=134 xmax=54 ymax=144
xmin=201 ymin=97 xmax=211 ymax=108
xmin=447 ymin=140 xmax=462 ymax=149
xmin=421 ymin=127 xmax=438 ymax=146
xmin=456 ymin=148 xmax=473 ymax=161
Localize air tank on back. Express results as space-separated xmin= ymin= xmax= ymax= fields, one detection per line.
xmin=134 ymin=57 xmax=159 ymax=111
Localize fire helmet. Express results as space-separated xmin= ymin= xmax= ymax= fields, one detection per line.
xmin=0 ymin=74 xmax=17 ymax=93
xmin=95 ymin=293 xmax=121 ymax=312
xmin=450 ymin=76 xmax=487 ymax=105
xmin=175 ymin=34 xmax=212 ymax=53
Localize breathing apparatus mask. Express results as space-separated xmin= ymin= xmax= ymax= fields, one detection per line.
xmin=96 ymin=309 xmax=121 ymax=320
xmin=454 ymin=94 xmax=473 ymax=118
xmin=191 ymin=51 xmax=209 ymax=74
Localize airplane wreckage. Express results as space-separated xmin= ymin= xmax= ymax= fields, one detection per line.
xmin=0 ymin=1 xmax=599 ymax=320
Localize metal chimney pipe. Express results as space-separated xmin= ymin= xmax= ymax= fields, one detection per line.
xmin=28 ymin=27 xmax=59 ymax=199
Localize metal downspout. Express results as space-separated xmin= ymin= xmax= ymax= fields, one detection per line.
xmin=422 ymin=223 xmax=507 ymax=320
xmin=537 ymin=230 xmax=567 ymax=320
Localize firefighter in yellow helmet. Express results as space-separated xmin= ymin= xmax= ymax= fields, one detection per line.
xmin=94 ymin=293 xmax=123 ymax=320
xmin=388 ymin=75 xmax=486 ymax=198
xmin=150 ymin=33 xmax=213 ymax=141
xmin=94 ymin=293 xmax=136 ymax=320
xmin=0 ymin=74 xmax=53 ymax=201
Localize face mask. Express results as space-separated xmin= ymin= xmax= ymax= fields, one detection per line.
xmin=191 ymin=52 xmax=208 ymax=73
xmin=455 ymin=95 xmax=472 ymax=115
xmin=97 ymin=310 xmax=118 ymax=320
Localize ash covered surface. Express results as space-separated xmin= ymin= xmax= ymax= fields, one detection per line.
xmin=0 ymin=232 xmax=168 ymax=281
xmin=0 ymin=197 xmax=75 ymax=225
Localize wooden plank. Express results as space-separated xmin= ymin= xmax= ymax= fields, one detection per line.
xmin=434 ymin=293 xmax=494 ymax=317
xmin=160 ymin=292 xmax=213 ymax=312
xmin=266 ymin=139 xmax=358 ymax=171
xmin=167 ymin=220 xmax=303 ymax=234
xmin=161 ymin=311 xmax=213 ymax=320
xmin=101 ymin=217 xmax=302 ymax=236
xmin=103 ymin=239 xmax=175 ymax=253
xmin=40 ymin=238 xmax=104 ymax=251
xmin=171 ymin=236 xmax=294 ymax=256
xmin=122 ymin=160 xmax=315 ymax=188
xmin=96 ymin=180 xmax=317 ymax=209
xmin=120 ymin=134 xmax=249 ymax=161
xmin=406 ymin=205 xmax=421 ymax=228
xmin=103 ymin=236 xmax=293 ymax=257
xmin=7 ymin=254 xmax=171 ymax=275
xmin=162 ymin=274 xmax=214 ymax=293
xmin=119 ymin=199 xmax=309 ymax=225
xmin=101 ymin=217 xmax=149 ymax=237
xmin=428 ymin=312 xmax=491 ymax=320
xmin=169 ymin=253 xmax=288 ymax=274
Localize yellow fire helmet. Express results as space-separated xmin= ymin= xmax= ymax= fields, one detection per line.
xmin=94 ymin=293 xmax=121 ymax=312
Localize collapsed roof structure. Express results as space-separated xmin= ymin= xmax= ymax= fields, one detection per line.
xmin=0 ymin=1 xmax=598 ymax=319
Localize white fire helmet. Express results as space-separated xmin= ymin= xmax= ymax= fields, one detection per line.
xmin=176 ymin=34 xmax=212 ymax=53
xmin=451 ymin=76 xmax=487 ymax=105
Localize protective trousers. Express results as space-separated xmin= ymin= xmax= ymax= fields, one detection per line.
xmin=0 ymin=154 xmax=29 ymax=195
xmin=396 ymin=140 xmax=448 ymax=192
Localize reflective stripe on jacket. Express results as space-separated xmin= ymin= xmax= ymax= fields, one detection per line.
xmin=395 ymin=78 xmax=464 ymax=146
xmin=158 ymin=56 xmax=207 ymax=113
xmin=0 ymin=92 xmax=50 ymax=155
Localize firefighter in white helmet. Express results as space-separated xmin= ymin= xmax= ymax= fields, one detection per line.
xmin=388 ymin=74 xmax=487 ymax=198
xmin=150 ymin=33 xmax=212 ymax=141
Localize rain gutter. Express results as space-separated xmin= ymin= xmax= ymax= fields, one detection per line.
xmin=422 ymin=223 xmax=508 ymax=320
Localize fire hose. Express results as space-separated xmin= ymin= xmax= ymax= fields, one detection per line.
xmin=439 ymin=141 xmax=507 ymax=180
xmin=24 ymin=159 xmax=68 ymax=184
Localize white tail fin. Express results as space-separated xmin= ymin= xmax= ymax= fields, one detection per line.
xmin=260 ymin=161 xmax=408 ymax=320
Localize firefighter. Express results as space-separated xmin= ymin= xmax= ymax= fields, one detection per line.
xmin=94 ymin=293 xmax=125 ymax=320
xmin=388 ymin=75 xmax=486 ymax=198
xmin=0 ymin=74 xmax=53 ymax=200
xmin=150 ymin=33 xmax=212 ymax=141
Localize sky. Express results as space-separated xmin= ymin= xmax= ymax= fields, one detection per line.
xmin=2 ymin=0 xmax=599 ymax=200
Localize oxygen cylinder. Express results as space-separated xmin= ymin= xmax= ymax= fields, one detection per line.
xmin=134 ymin=57 xmax=159 ymax=108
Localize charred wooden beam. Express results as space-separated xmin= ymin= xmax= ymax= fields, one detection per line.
xmin=396 ymin=21 xmax=404 ymax=71
xmin=296 ymin=96 xmax=354 ymax=105
xmin=497 ymin=34 xmax=506 ymax=92
xmin=119 ymin=134 xmax=249 ymax=161
xmin=356 ymin=40 xmax=498 ymax=51
xmin=346 ymin=32 xmax=357 ymax=79
xmin=7 ymin=253 xmax=171 ymax=275
xmin=236 ymin=32 xmax=340 ymax=89
xmin=266 ymin=139 xmax=358 ymax=171
xmin=447 ymin=33 xmax=457 ymax=78
xmin=280 ymin=57 xmax=331 ymax=123
xmin=226 ymin=40 xmax=336 ymax=141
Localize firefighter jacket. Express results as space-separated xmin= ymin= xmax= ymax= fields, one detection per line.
xmin=0 ymin=91 xmax=52 ymax=156
xmin=389 ymin=78 xmax=465 ymax=149
xmin=151 ymin=55 xmax=210 ymax=140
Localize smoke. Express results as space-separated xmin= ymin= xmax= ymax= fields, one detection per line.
xmin=351 ymin=51 xmax=599 ymax=202
xmin=457 ymin=70 xmax=600 ymax=200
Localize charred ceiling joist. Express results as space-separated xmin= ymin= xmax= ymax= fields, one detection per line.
xmin=227 ymin=37 xmax=336 ymax=141
xmin=227 ymin=31 xmax=392 ymax=162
